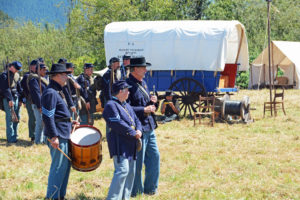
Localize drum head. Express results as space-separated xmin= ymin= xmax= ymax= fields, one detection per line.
xmin=71 ymin=126 xmax=101 ymax=146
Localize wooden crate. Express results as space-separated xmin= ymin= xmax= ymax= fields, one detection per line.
xmin=219 ymin=75 xmax=229 ymax=88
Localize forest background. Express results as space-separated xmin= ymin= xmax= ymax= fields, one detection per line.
xmin=0 ymin=0 xmax=299 ymax=88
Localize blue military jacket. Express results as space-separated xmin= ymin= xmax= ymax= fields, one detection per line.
xmin=29 ymin=76 xmax=48 ymax=109
xmin=103 ymin=97 xmax=142 ymax=159
xmin=77 ymin=73 xmax=92 ymax=103
xmin=0 ymin=71 xmax=23 ymax=102
xmin=66 ymin=74 xmax=77 ymax=96
xmin=76 ymin=73 xmax=97 ymax=113
xmin=120 ymin=64 xmax=127 ymax=80
xmin=100 ymin=69 xmax=123 ymax=104
xmin=20 ymin=72 xmax=31 ymax=101
xmin=42 ymin=80 xmax=72 ymax=139
xmin=62 ymin=86 xmax=75 ymax=109
xmin=63 ymin=74 xmax=77 ymax=108
xmin=126 ymin=74 xmax=158 ymax=132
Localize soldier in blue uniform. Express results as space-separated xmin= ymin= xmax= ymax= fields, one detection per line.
xmin=28 ymin=63 xmax=49 ymax=144
xmin=42 ymin=63 xmax=76 ymax=200
xmin=20 ymin=59 xmax=37 ymax=142
xmin=120 ymin=55 xmax=130 ymax=80
xmin=0 ymin=61 xmax=23 ymax=143
xmin=103 ymin=80 xmax=142 ymax=200
xmin=100 ymin=57 xmax=126 ymax=108
xmin=77 ymin=63 xmax=97 ymax=125
xmin=126 ymin=57 xmax=160 ymax=196
xmin=65 ymin=62 xmax=81 ymax=120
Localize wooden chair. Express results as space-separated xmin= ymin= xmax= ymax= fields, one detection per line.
xmin=264 ymin=87 xmax=286 ymax=117
xmin=193 ymin=95 xmax=215 ymax=126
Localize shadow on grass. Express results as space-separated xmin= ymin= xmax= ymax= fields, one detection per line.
xmin=74 ymin=193 xmax=105 ymax=200
xmin=0 ymin=138 xmax=33 ymax=147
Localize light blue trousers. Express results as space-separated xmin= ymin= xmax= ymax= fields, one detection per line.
xmin=32 ymin=104 xmax=45 ymax=144
xmin=3 ymin=98 xmax=20 ymax=143
xmin=107 ymin=156 xmax=136 ymax=200
xmin=46 ymin=138 xmax=71 ymax=199
xmin=25 ymin=100 xmax=35 ymax=139
xmin=131 ymin=130 xmax=160 ymax=196
xmin=79 ymin=113 xmax=94 ymax=125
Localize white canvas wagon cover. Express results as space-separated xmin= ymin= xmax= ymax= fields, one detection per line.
xmin=104 ymin=20 xmax=249 ymax=71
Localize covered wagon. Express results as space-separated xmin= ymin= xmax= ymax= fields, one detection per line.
xmin=104 ymin=20 xmax=249 ymax=116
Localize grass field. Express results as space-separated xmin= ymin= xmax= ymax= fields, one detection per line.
xmin=0 ymin=89 xmax=299 ymax=200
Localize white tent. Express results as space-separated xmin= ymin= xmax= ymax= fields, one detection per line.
xmin=250 ymin=41 xmax=300 ymax=89
xmin=104 ymin=20 xmax=249 ymax=71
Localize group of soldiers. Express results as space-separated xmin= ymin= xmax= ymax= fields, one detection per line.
xmin=0 ymin=55 xmax=131 ymax=144
xmin=0 ymin=55 xmax=182 ymax=199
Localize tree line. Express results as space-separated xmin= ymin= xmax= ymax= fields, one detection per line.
xmin=0 ymin=0 xmax=299 ymax=88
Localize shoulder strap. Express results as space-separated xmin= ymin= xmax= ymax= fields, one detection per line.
xmin=132 ymin=81 xmax=150 ymax=102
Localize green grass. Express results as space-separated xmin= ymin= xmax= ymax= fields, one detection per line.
xmin=0 ymin=89 xmax=299 ymax=199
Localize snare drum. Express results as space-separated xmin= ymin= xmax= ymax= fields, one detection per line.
xmin=70 ymin=125 xmax=102 ymax=172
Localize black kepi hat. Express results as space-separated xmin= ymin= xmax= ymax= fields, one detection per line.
xmin=30 ymin=60 xmax=38 ymax=66
xmin=129 ymin=56 xmax=151 ymax=68
xmin=11 ymin=61 xmax=22 ymax=71
xmin=36 ymin=63 xmax=48 ymax=71
xmin=109 ymin=57 xmax=120 ymax=65
xmin=47 ymin=63 xmax=71 ymax=75
xmin=58 ymin=58 xmax=67 ymax=64
xmin=66 ymin=62 xmax=74 ymax=69
xmin=37 ymin=57 xmax=44 ymax=63
xmin=112 ymin=80 xmax=132 ymax=95
xmin=122 ymin=55 xmax=130 ymax=60
xmin=84 ymin=63 xmax=94 ymax=69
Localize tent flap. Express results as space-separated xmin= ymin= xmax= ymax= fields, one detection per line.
xmin=250 ymin=41 xmax=300 ymax=89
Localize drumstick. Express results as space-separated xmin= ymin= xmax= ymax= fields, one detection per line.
xmin=47 ymin=138 xmax=72 ymax=161
xmin=71 ymin=115 xmax=80 ymax=134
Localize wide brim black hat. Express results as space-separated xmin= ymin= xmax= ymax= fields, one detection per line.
xmin=47 ymin=63 xmax=72 ymax=75
xmin=129 ymin=56 xmax=151 ymax=68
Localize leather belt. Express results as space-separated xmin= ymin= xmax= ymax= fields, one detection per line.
xmin=55 ymin=117 xmax=72 ymax=123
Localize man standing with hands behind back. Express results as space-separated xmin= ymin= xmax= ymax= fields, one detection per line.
xmin=126 ymin=56 xmax=160 ymax=197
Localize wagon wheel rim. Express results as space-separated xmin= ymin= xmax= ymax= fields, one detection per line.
xmin=169 ymin=78 xmax=206 ymax=117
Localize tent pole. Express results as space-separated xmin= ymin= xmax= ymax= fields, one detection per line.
xmin=272 ymin=42 xmax=275 ymax=86
xmin=250 ymin=64 xmax=253 ymax=89
xmin=263 ymin=64 xmax=265 ymax=87
xmin=267 ymin=0 xmax=273 ymax=116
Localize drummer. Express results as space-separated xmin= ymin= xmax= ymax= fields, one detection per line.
xmin=103 ymin=80 xmax=142 ymax=200
xmin=42 ymin=63 xmax=78 ymax=200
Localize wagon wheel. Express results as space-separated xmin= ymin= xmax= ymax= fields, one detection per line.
xmin=169 ymin=78 xmax=206 ymax=117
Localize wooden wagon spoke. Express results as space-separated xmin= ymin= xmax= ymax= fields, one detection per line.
xmin=187 ymin=79 xmax=191 ymax=93
xmin=187 ymin=104 xmax=192 ymax=116
xmin=179 ymin=104 xmax=185 ymax=111
xmin=169 ymin=78 xmax=206 ymax=117
xmin=191 ymin=83 xmax=198 ymax=93
xmin=183 ymin=104 xmax=187 ymax=116
xmin=173 ymin=84 xmax=181 ymax=92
